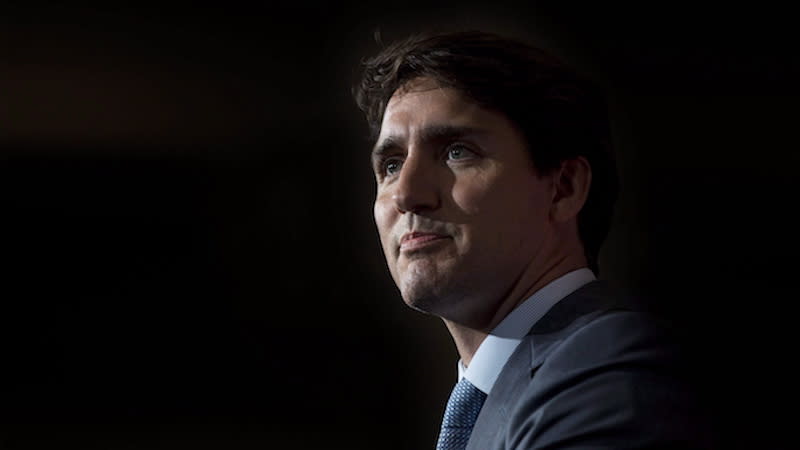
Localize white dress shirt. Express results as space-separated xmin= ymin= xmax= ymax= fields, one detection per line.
xmin=457 ymin=268 xmax=596 ymax=394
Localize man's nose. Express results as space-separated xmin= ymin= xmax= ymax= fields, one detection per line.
xmin=392 ymin=154 xmax=440 ymax=214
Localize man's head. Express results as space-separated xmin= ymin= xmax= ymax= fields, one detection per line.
xmin=354 ymin=31 xmax=618 ymax=328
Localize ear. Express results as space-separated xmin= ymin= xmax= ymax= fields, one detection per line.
xmin=550 ymin=156 xmax=592 ymax=223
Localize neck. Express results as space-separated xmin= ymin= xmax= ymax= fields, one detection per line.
xmin=443 ymin=249 xmax=588 ymax=367
xmin=444 ymin=323 xmax=486 ymax=367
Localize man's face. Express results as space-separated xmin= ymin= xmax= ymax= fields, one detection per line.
xmin=372 ymin=77 xmax=557 ymax=327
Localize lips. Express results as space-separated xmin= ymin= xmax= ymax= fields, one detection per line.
xmin=399 ymin=231 xmax=450 ymax=251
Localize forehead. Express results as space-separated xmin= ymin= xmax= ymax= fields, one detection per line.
xmin=374 ymin=77 xmax=528 ymax=157
xmin=379 ymin=79 xmax=481 ymax=137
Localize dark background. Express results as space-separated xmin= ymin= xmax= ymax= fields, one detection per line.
xmin=2 ymin=1 xmax=798 ymax=448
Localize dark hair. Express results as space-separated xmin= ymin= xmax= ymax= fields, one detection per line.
xmin=353 ymin=30 xmax=618 ymax=275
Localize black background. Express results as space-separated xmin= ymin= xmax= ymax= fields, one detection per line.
xmin=2 ymin=1 xmax=798 ymax=449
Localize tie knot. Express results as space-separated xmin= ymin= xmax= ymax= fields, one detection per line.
xmin=436 ymin=378 xmax=487 ymax=450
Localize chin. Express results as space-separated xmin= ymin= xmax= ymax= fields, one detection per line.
xmin=403 ymin=297 xmax=438 ymax=315
xmin=399 ymin=278 xmax=459 ymax=317
xmin=402 ymin=294 xmax=445 ymax=317
xmin=393 ymin=254 xmax=464 ymax=315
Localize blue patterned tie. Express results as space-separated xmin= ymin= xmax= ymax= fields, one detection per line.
xmin=436 ymin=378 xmax=487 ymax=450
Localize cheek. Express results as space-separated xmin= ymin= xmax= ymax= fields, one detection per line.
xmin=501 ymin=179 xmax=553 ymax=249
xmin=374 ymin=195 xmax=404 ymax=285
xmin=449 ymin=172 xmax=507 ymax=252
xmin=450 ymin=171 xmax=493 ymax=216
xmin=450 ymin=165 xmax=528 ymax=222
xmin=451 ymin=170 xmax=549 ymax=246
xmin=374 ymin=194 xmax=396 ymax=248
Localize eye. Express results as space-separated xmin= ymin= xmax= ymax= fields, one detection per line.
xmin=382 ymin=157 xmax=403 ymax=176
xmin=446 ymin=144 xmax=477 ymax=161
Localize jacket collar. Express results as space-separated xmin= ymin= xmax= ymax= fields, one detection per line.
xmin=466 ymin=280 xmax=640 ymax=449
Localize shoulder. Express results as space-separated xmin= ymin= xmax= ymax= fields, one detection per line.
xmin=537 ymin=309 xmax=682 ymax=373
xmin=503 ymin=309 xmax=714 ymax=448
xmin=526 ymin=279 xmax=682 ymax=373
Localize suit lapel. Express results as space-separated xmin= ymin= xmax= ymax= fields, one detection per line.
xmin=466 ymin=280 xmax=638 ymax=449
xmin=465 ymin=335 xmax=532 ymax=450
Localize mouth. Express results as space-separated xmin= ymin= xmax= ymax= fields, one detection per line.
xmin=399 ymin=231 xmax=450 ymax=252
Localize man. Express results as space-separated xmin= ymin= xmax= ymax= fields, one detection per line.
xmin=353 ymin=31 xmax=713 ymax=449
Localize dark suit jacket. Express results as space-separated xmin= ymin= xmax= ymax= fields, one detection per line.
xmin=466 ymin=280 xmax=715 ymax=449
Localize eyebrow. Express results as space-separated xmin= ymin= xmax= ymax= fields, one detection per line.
xmin=371 ymin=124 xmax=488 ymax=161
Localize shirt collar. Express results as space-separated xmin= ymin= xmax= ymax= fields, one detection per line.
xmin=458 ymin=268 xmax=596 ymax=394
